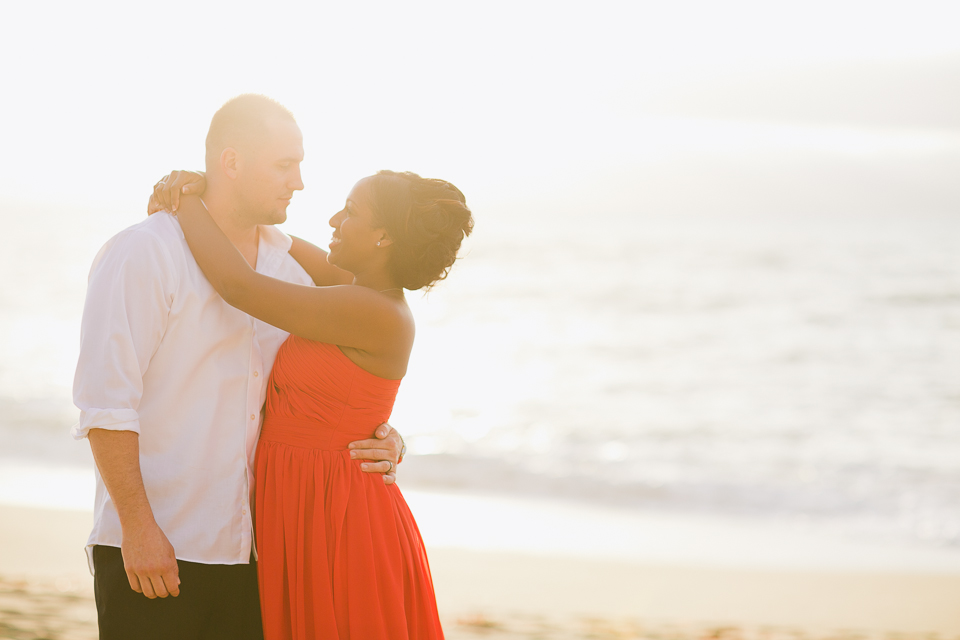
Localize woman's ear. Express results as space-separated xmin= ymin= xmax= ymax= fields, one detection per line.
xmin=220 ymin=148 xmax=239 ymax=180
xmin=376 ymin=231 xmax=394 ymax=248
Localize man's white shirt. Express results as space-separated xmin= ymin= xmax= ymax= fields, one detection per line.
xmin=72 ymin=211 xmax=312 ymax=572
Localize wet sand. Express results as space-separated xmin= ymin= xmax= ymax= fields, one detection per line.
xmin=2 ymin=504 xmax=959 ymax=639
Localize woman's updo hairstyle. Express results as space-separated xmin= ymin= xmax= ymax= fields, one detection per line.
xmin=367 ymin=170 xmax=474 ymax=290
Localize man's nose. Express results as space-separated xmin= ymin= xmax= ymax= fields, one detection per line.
xmin=290 ymin=167 xmax=304 ymax=191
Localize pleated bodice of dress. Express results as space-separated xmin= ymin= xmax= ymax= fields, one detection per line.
xmin=260 ymin=336 xmax=401 ymax=450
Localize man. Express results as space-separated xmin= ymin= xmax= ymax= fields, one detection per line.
xmin=72 ymin=94 xmax=403 ymax=639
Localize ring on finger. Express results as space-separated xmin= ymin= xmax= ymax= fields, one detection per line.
xmin=386 ymin=460 xmax=395 ymax=473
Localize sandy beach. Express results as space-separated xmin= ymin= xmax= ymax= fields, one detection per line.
xmin=2 ymin=504 xmax=959 ymax=640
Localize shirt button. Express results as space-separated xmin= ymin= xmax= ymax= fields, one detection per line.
xmin=254 ymin=371 xmax=259 ymax=377
xmin=251 ymin=414 xmax=256 ymax=420
xmin=243 ymin=508 xmax=248 ymax=515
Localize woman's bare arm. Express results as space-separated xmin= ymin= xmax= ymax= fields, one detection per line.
xmin=175 ymin=196 xmax=409 ymax=358
xmin=289 ymin=236 xmax=354 ymax=287
xmin=144 ymin=175 xmax=351 ymax=287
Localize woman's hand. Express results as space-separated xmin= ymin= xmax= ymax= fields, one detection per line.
xmin=147 ymin=170 xmax=207 ymax=215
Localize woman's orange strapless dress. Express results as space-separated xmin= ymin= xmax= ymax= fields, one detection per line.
xmin=254 ymin=335 xmax=443 ymax=639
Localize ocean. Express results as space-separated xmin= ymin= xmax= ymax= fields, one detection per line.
xmin=2 ymin=199 xmax=960 ymax=568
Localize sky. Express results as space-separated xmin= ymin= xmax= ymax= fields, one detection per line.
xmin=2 ymin=0 xmax=960 ymax=234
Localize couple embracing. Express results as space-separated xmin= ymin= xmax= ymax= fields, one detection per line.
xmin=72 ymin=94 xmax=473 ymax=639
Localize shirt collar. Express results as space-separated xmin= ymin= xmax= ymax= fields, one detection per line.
xmin=256 ymin=224 xmax=293 ymax=277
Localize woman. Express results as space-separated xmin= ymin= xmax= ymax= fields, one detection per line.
xmin=150 ymin=169 xmax=472 ymax=639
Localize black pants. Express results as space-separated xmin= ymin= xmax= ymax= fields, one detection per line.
xmin=93 ymin=545 xmax=263 ymax=640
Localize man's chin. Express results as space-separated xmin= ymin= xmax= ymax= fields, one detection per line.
xmin=263 ymin=210 xmax=287 ymax=225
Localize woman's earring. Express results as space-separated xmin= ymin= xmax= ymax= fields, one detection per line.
xmin=377 ymin=241 xmax=381 ymax=247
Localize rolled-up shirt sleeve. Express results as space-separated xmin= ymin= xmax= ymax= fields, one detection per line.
xmin=72 ymin=227 xmax=178 ymax=439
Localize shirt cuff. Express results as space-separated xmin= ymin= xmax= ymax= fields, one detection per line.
xmin=71 ymin=408 xmax=141 ymax=439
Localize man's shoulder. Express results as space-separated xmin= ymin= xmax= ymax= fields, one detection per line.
xmin=114 ymin=211 xmax=183 ymax=245
xmin=91 ymin=213 xmax=184 ymax=273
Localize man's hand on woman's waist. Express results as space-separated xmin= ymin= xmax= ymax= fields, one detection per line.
xmin=348 ymin=423 xmax=404 ymax=485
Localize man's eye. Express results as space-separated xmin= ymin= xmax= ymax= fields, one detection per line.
xmin=278 ymin=164 xmax=289 ymax=170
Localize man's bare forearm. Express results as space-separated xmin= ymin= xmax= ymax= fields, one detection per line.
xmin=87 ymin=429 xmax=156 ymax=529
xmin=87 ymin=429 xmax=180 ymax=598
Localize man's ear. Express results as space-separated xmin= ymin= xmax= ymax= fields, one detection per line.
xmin=220 ymin=148 xmax=239 ymax=180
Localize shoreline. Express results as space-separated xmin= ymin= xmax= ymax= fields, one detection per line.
xmin=2 ymin=504 xmax=960 ymax=638
xmin=5 ymin=460 xmax=960 ymax=574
